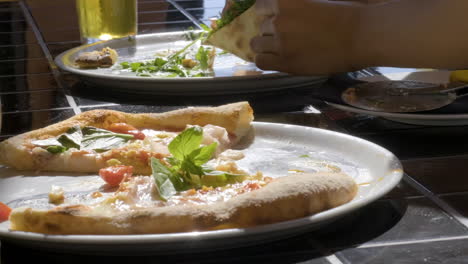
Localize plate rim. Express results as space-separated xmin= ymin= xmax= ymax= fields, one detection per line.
xmin=0 ymin=122 xmax=403 ymax=246
xmin=326 ymin=102 xmax=468 ymax=120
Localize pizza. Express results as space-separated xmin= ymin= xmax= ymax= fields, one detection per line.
xmin=205 ymin=0 xmax=260 ymax=62
xmin=75 ymin=47 xmax=118 ymax=68
xmin=0 ymin=102 xmax=358 ymax=234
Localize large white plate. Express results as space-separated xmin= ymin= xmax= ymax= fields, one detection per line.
xmin=0 ymin=122 xmax=402 ymax=254
xmin=54 ymin=31 xmax=326 ymax=95
xmin=328 ymin=70 xmax=468 ymax=126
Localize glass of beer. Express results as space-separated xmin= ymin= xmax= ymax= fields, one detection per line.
xmin=76 ymin=0 xmax=137 ymax=44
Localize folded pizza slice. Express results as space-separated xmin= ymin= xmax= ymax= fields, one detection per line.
xmin=0 ymin=102 xmax=253 ymax=175
xmin=205 ymin=0 xmax=260 ymax=62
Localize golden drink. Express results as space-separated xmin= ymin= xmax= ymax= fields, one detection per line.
xmin=76 ymin=0 xmax=137 ymax=43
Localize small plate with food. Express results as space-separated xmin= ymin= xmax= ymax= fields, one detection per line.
xmin=0 ymin=102 xmax=402 ymax=254
xmin=54 ymin=0 xmax=326 ymax=95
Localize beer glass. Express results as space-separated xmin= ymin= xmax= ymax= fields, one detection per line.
xmin=76 ymin=0 xmax=137 ymax=44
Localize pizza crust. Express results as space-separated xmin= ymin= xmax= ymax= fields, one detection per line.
xmin=205 ymin=6 xmax=262 ymax=62
xmin=9 ymin=172 xmax=358 ymax=235
xmin=0 ymin=102 xmax=253 ymax=173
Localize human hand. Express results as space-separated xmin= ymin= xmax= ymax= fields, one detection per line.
xmin=251 ymin=0 xmax=366 ymax=75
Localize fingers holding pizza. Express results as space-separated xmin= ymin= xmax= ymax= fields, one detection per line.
xmin=251 ymin=0 xmax=367 ymax=75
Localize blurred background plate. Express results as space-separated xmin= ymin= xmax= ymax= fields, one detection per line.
xmin=324 ymin=69 xmax=468 ymax=126
xmin=55 ymin=31 xmax=327 ymax=95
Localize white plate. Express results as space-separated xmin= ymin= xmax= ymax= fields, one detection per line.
xmin=0 ymin=122 xmax=402 ymax=254
xmin=54 ymin=31 xmax=326 ymax=95
xmin=328 ymin=70 xmax=468 ymax=126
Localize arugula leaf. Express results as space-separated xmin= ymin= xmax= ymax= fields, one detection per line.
xmin=195 ymin=46 xmax=209 ymax=70
xmin=118 ymin=30 xmax=212 ymax=78
xmin=150 ymin=157 xmax=177 ymax=201
xmin=168 ymin=126 xmax=204 ymax=160
xmin=200 ymin=23 xmax=211 ymax=32
xmin=214 ymin=0 xmax=256 ymax=32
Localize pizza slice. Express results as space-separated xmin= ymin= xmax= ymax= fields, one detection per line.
xmin=204 ymin=0 xmax=260 ymax=62
xmin=0 ymin=102 xmax=254 ymax=175
xmin=1 ymin=102 xmax=359 ymax=235
xmin=75 ymin=47 xmax=118 ymax=68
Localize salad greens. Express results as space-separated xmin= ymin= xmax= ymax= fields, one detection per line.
xmin=32 ymin=126 xmax=134 ymax=154
xmin=119 ymin=31 xmax=215 ymax=78
xmin=151 ymin=126 xmax=246 ymax=201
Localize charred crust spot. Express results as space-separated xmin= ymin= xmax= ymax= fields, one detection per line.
xmin=54 ymin=205 xmax=89 ymax=215
xmin=45 ymin=222 xmax=61 ymax=232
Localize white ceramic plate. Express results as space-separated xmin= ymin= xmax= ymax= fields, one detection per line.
xmin=0 ymin=122 xmax=402 ymax=254
xmin=54 ymin=31 xmax=326 ymax=95
xmin=328 ymin=70 xmax=468 ymax=126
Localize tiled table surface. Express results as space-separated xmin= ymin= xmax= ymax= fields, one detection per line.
xmin=2 ymin=0 xmax=468 ymax=263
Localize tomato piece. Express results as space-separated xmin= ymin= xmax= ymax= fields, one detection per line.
xmin=99 ymin=165 xmax=133 ymax=187
xmin=244 ymin=182 xmax=261 ymax=191
xmin=108 ymin=123 xmax=145 ymax=140
xmin=0 ymin=202 xmax=12 ymax=222
xmin=126 ymin=130 xmax=145 ymax=140
xmin=108 ymin=123 xmax=138 ymax=133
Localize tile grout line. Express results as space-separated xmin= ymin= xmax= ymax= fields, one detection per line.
xmin=2 ymin=107 xmax=73 ymax=115
xmin=403 ymin=174 xmax=468 ymax=228
xmin=325 ymin=255 xmax=345 ymax=264
xmin=79 ymin=103 xmax=119 ymax=109
xmin=18 ymin=0 xmax=81 ymax=115
xmin=166 ymin=0 xmax=204 ymax=29
xmin=357 ymin=234 xmax=468 ymax=249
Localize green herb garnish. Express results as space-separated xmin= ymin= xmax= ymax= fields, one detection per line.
xmin=213 ymin=0 xmax=256 ymax=33
xmin=150 ymin=126 xmax=247 ymax=200
xmin=119 ymin=30 xmax=214 ymax=78
xmin=32 ymin=126 xmax=135 ymax=154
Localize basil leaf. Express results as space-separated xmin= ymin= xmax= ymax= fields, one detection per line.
xmin=31 ymin=138 xmax=62 ymax=147
xmin=187 ymin=142 xmax=217 ymax=166
xmin=32 ymin=126 xmax=82 ymax=153
xmin=57 ymin=125 xmax=82 ymax=149
xmin=202 ymin=170 xmax=247 ymax=186
xmin=81 ymin=135 xmax=132 ymax=153
xmin=168 ymin=126 xmax=203 ymax=160
xmin=46 ymin=145 xmax=67 ymax=154
xmin=150 ymin=157 xmax=177 ymax=201
xmin=181 ymin=158 xmax=204 ymax=178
